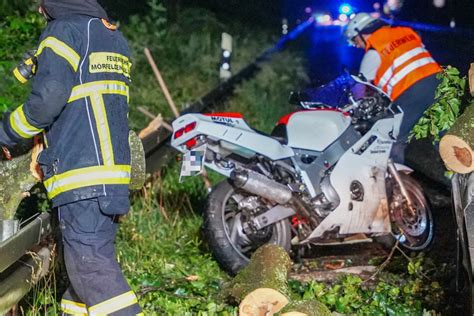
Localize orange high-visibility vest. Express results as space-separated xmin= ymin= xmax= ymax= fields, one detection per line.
xmin=365 ymin=26 xmax=441 ymax=100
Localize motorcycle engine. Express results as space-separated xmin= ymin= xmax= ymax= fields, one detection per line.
xmin=306 ymin=175 xmax=340 ymax=218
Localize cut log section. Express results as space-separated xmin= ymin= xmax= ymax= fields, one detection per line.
xmin=129 ymin=131 xmax=147 ymax=190
xmin=439 ymin=103 xmax=474 ymax=173
xmin=222 ymin=244 xmax=292 ymax=302
xmin=280 ymin=300 xmax=332 ymax=316
xmin=0 ymin=140 xmax=41 ymax=220
xmin=239 ymin=288 xmax=288 ymax=316
xmin=222 ymin=245 xmax=331 ymax=316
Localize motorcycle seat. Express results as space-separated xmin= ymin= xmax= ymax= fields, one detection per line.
xmin=251 ymin=126 xmax=288 ymax=145
xmin=270 ymin=124 xmax=288 ymax=145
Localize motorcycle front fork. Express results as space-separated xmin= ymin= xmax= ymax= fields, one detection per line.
xmin=387 ymin=160 xmax=416 ymax=217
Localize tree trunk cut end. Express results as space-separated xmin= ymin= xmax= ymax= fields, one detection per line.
xmin=439 ymin=135 xmax=474 ymax=174
xmin=239 ymin=288 xmax=289 ymax=316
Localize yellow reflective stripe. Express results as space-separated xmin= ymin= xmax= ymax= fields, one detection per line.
xmin=61 ymin=299 xmax=88 ymax=315
xmin=44 ymin=165 xmax=131 ymax=199
xmin=9 ymin=104 xmax=43 ymax=138
xmin=36 ymin=36 xmax=80 ymax=72
xmin=47 ymin=177 xmax=130 ymax=199
xmin=68 ymin=81 xmax=129 ymax=103
xmin=90 ymin=94 xmax=115 ymax=166
xmin=13 ymin=67 xmax=28 ymax=84
xmin=88 ymin=291 xmax=138 ymax=316
xmin=45 ymin=164 xmax=130 ymax=184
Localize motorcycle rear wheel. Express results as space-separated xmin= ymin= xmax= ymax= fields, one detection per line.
xmin=376 ymin=173 xmax=434 ymax=251
xmin=203 ymin=180 xmax=291 ymax=275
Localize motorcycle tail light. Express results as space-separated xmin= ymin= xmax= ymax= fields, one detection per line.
xmin=184 ymin=121 xmax=197 ymax=133
xmin=173 ymin=122 xmax=197 ymax=139
xmin=174 ymin=128 xmax=184 ymax=139
xmin=185 ymin=138 xmax=198 ymax=149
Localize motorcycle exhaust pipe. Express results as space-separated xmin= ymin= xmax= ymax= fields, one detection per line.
xmin=230 ymin=169 xmax=292 ymax=205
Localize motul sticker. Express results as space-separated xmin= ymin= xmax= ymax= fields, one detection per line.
xmin=211 ymin=116 xmax=239 ymax=126
xmin=89 ymin=52 xmax=132 ymax=78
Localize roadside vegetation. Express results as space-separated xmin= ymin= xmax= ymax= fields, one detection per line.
xmin=0 ymin=1 xmax=456 ymax=315
xmin=412 ymin=66 xmax=474 ymax=141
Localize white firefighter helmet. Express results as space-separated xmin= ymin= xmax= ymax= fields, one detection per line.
xmin=343 ymin=13 xmax=378 ymax=46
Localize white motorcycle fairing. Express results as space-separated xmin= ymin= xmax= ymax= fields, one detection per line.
xmin=171 ymin=113 xmax=295 ymax=161
xmin=302 ymin=114 xmax=401 ymax=242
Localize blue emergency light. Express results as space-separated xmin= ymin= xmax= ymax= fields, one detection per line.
xmin=339 ymin=3 xmax=353 ymax=15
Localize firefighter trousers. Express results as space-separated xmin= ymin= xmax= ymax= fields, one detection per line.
xmin=58 ymin=198 xmax=142 ymax=315
xmin=391 ymin=73 xmax=440 ymax=164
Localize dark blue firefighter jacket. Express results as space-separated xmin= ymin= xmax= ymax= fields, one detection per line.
xmin=0 ymin=14 xmax=133 ymax=208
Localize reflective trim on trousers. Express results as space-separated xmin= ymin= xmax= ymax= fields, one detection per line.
xmin=36 ymin=36 xmax=80 ymax=72
xmin=9 ymin=104 xmax=43 ymax=139
xmin=88 ymin=291 xmax=138 ymax=316
xmin=61 ymin=299 xmax=88 ymax=315
xmin=44 ymin=165 xmax=131 ymax=199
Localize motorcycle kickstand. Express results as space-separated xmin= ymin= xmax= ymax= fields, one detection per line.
xmin=387 ymin=159 xmax=416 ymax=217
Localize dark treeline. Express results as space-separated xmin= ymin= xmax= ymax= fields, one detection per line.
xmin=0 ymin=0 xmax=284 ymax=29
xmin=0 ymin=0 xmax=149 ymax=20
xmin=181 ymin=0 xmax=282 ymax=27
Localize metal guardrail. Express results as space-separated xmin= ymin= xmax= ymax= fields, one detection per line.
xmin=0 ymin=212 xmax=52 ymax=274
xmin=0 ymin=246 xmax=52 ymax=314
xmin=0 ymin=212 xmax=52 ymax=312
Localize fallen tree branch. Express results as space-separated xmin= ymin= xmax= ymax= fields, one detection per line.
xmin=144 ymin=48 xmax=180 ymax=118
xmin=394 ymin=245 xmax=430 ymax=280
xmin=362 ymin=239 xmax=399 ymax=284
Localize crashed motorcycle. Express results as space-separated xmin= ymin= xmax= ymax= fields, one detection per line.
xmin=171 ymin=74 xmax=434 ymax=274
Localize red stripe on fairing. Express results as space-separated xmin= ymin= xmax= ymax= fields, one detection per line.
xmin=276 ymin=109 xmax=349 ymax=126
xmin=204 ymin=112 xmax=244 ymax=118
xmin=277 ymin=113 xmax=295 ymax=125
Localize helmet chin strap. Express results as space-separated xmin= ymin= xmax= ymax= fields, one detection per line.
xmin=354 ymin=27 xmax=367 ymax=48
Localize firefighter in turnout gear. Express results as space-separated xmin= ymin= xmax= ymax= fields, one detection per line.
xmin=0 ymin=0 xmax=142 ymax=314
xmin=344 ymin=13 xmax=442 ymax=163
